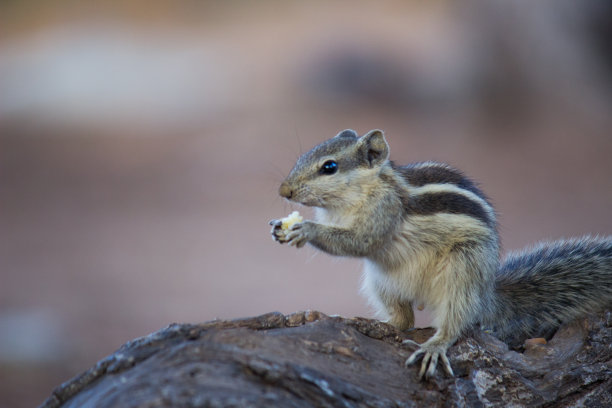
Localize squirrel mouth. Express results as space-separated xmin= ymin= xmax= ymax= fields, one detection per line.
xmin=279 ymin=183 xmax=324 ymax=207
xmin=289 ymin=198 xmax=318 ymax=207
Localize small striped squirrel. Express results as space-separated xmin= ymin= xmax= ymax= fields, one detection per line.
xmin=270 ymin=129 xmax=612 ymax=379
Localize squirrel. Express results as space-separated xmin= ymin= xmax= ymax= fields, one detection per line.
xmin=270 ymin=129 xmax=612 ymax=380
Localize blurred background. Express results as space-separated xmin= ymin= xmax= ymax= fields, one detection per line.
xmin=1 ymin=1 xmax=611 ymax=406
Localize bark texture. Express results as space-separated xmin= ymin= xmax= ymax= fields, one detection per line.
xmin=41 ymin=310 xmax=612 ymax=408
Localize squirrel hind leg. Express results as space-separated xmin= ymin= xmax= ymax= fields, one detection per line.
xmin=361 ymin=263 xmax=415 ymax=330
xmin=404 ymin=258 xmax=485 ymax=379
xmin=387 ymin=300 xmax=415 ymax=331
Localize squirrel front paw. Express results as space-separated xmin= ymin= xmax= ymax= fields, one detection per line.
xmin=270 ymin=219 xmax=286 ymax=243
xmin=285 ymin=221 xmax=314 ymax=248
xmin=403 ymin=339 xmax=454 ymax=380
xmin=270 ymin=220 xmax=314 ymax=248
xmin=269 ymin=220 xmax=314 ymax=248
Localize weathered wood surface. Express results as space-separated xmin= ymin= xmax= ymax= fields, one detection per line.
xmin=41 ymin=310 xmax=612 ymax=407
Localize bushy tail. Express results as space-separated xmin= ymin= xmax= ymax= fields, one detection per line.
xmin=486 ymin=236 xmax=612 ymax=349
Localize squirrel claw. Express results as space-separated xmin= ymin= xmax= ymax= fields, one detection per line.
xmin=286 ymin=224 xmax=307 ymax=248
xmin=285 ymin=222 xmax=311 ymax=248
xmin=270 ymin=220 xmax=287 ymax=243
xmin=269 ymin=219 xmax=282 ymax=227
xmin=402 ymin=339 xmax=420 ymax=348
xmin=405 ymin=341 xmax=454 ymax=380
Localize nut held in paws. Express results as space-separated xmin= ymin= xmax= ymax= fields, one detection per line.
xmin=280 ymin=211 xmax=303 ymax=231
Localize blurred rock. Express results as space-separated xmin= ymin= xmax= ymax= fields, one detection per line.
xmin=42 ymin=310 xmax=612 ymax=408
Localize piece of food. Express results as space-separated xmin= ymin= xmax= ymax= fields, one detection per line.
xmin=281 ymin=211 xmax=303 ymax=231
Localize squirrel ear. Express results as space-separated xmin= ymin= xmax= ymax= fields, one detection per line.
xmin=358 ymin=129 xmax=389 ymax=167
xmin=334 ymin=129 xmax=359 ymax=139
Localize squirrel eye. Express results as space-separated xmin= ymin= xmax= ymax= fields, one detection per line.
xmin=320 ymin=160 xmax=338 ymax=175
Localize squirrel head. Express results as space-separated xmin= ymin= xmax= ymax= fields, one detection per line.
xmin=279 ymin=129 xmax=390 ymax=208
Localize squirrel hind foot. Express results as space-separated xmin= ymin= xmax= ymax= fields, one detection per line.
xmin=404 ymin=340 xmax=454 ymax=380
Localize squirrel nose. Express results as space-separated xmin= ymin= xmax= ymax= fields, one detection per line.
xmin=279 ymin=182 xmax=293 ymax=199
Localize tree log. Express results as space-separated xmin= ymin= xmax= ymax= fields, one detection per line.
xmin=41 ymin=310 xmax=612 ymax=407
